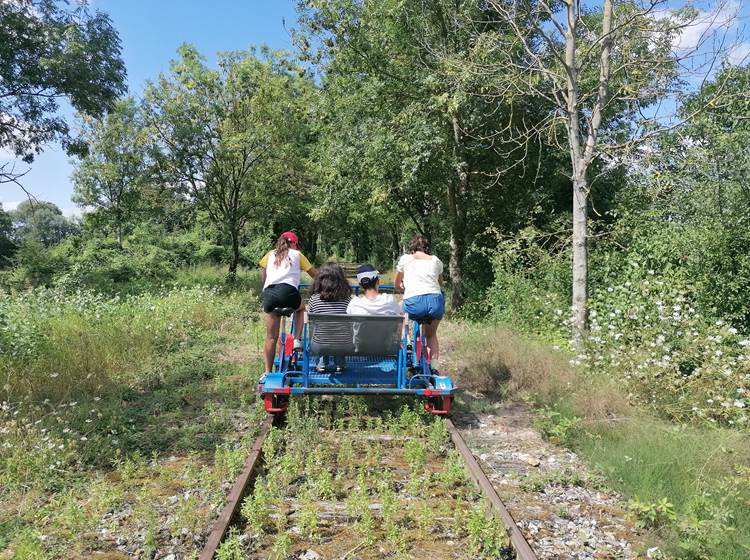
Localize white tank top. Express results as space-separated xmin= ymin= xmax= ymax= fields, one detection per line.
xmin=262 ymin=249 xmax=306 ymax=289
xmin=397 ymin=254 xmax=443 ymax=299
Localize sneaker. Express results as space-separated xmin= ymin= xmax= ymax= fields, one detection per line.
xmin=293 ymin=338 xmax=302 ymax=350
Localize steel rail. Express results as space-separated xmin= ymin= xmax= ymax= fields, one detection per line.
xmin=445 ymin=418 xmax=538 ymax=560
xmin=199 ymin=415 xmax=275 ymax=560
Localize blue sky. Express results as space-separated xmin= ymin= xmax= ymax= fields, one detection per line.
xmin=1 ymin=0 xmax=298 ymax=215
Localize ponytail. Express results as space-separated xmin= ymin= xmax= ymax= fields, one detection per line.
xmin=273 ymin=236 xmax=292 ymax=267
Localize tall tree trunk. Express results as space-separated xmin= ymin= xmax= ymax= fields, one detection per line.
xmin=571 ymin=170 xmax=588 ymax=340
xmin=227 ymin=228 xmax=240 ymax=283
xmin=448 ymin=114 xmax=468 ymax=312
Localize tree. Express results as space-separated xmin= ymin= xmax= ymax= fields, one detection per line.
xmin=72 ymin=98 xmax=148 ymax=246
xmin=487 ymin=0 xmax=739 ymax=341
xmin=0 ymin=204 xmax=15 ymax=266
xmin=143 ymin=45 xmax=314 ymax=280
xmin=638 ymin=64 xmax=750 ymax=327
xmin=295 ymin=0 xmax=546 ymax=308
xmin=9 ymin=200 xmax=78 ymax=247
xmin=0 ymin=0 xmax=126 ymax=188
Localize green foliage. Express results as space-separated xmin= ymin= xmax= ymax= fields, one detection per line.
xmin=0 ymin=286 xmax=247 ymax=402
xmin=534 ymin=408 xmax=581 ymax=447
xmin=142 ymin=45 xmax=314 ymax=279
xmin=467 ymin=504 xmax=508 ymax=559
xmin=241 ymin=479 xmax=273 ymax=535
xmin=72 ymin=98 xmax=149 ymax=244
xmin=628 ymin=497 xmax=677 ymax=529
xmin=0 ymin=0 xmax=125 ymax=183
xmin=216 ymin=527 xmax=245 ymax=560
xmin=8 ymin=201 xmax=78 ymax=247
xmin=439 ymin=450 xmax=468 ymax=488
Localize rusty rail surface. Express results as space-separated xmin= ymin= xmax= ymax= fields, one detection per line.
xmin=445 ymin=418 xmax=539 ymax=560
xmin=199 ymin=414 xmax=275 ymax=560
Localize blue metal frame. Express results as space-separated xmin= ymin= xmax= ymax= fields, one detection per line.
xmin=260 ymin=312 xmax=455 ymax=406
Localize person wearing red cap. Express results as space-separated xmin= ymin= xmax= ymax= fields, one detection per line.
xmin=258 ymin=231 xmax=317 ymax=373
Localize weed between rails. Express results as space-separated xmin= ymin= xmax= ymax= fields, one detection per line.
xmin=219 ymin=398 xmax=512 ymax=560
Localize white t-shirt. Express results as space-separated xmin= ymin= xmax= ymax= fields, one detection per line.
xmin=346 ymin=293 xmax=403 ymax=316
xmin=396 ymin=254 xmax=443 ymax=299
xmin=259 ymin=249 xmax=312 ymax=289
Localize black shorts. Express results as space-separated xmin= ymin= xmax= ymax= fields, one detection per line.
xmin=262 ymin=283 xmax=302 ymax=314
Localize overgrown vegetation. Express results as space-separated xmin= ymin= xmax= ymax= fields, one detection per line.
xmin=2 ymin=1 xmax=750 ymax=559
xmin=443 ymin=321 xmax=750 ymax=559
xmin=226 ymin=399 xmax=512 ymax=559
xmin=0 ymin=282 xmax=267 ymax=558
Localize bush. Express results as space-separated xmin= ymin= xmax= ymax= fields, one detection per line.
xmin=483 ymin=221 xmax=750 ymax=427
xmin=0 ymin=286 xmax=249 ymax=402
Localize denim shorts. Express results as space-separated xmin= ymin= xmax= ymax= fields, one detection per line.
xmin=403 ymin=292 xmax=445 ymax=322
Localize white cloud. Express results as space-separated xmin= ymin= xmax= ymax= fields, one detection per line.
xmin=656 ymin=1 xmax=741 ymax=52
xmin=728 ymin=41 xmax=750 ymax=65
xmin=62 ymin=206 xmax=83 ymax=218
xmin=0 ymin=201 xmax=21 ymax=211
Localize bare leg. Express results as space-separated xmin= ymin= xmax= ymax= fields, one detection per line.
xmin=263 ymin=313 xmax=281 ymax=373
xmin=424 ymin=319 xmax=441 ymax=365
xmin=293 ymin=303 xmax=305 ymax=342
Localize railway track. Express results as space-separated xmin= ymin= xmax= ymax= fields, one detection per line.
xmin=199 ymin=399 xmax=537 ymax=560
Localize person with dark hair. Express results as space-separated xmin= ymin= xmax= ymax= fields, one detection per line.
xmin=259 ymin=231 xmax=317 ymax=373
xmin=308 ymin=262 xmax=353 ymax=371
xmin=347 ymin=264 xmax=402 ymax=316
xmin=394 ymin=234 xmax=445 ymax=370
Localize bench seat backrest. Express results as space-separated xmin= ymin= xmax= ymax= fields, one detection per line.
xmin=307 ymin=313 xmax=404 ymax=357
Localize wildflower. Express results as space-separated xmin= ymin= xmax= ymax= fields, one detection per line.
xmin=49 ymin=373 xmax=59 ymax=378
xmin=739 ymin=340 xmax=750 ymax=347
xmin=734 ymin=400 xmax=746 ymax=408
xmin=80 ymin=436 xmax=88 ymax=441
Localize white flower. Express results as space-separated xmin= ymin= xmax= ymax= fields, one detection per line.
xmin=734 ymin=400 xmax=746 ymax=408
xmin=739 ymin=340 xmax=750 ymax=347
xmin=50 ymin=372 xmax=59 ymax=378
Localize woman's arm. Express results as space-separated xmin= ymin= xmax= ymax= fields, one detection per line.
xmin=438 ymin=274 xmax=443 ymax=287
xmin=261 ymin=267 xmax=267 ymax=285
xmin=307 ymin=267 xmax=318 ymax=278
xmin=394 ymin=271 xmax=404 ymax=292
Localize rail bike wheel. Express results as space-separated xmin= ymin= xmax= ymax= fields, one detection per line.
xmin=264 ymin=393 xmax=289 ymax=414
xmin=424 ymin=395 xmax=453 ymax=415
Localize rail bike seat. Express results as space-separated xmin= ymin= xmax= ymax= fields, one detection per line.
xmin=273 ymin=307 xmax=296 ymax=317
xmin=307 ymin=313 xmax=404 ymax=357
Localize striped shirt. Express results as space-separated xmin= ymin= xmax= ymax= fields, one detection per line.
xmin=308 ymin=294 xmax=352 ymax=346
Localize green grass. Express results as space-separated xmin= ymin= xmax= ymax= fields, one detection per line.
xmin=442 ymin=320 xmax=750 ymax=560
xmin=0 ymin=286 xmax=268 ymax=558
xmin=579 ymin=419 xmax=750 ymax=559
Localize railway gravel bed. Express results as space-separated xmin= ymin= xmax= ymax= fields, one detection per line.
xmin=453 ymin=403 xmax=647 ymax=559
xmin=211 ymin=397 xmax=515 ymax=559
